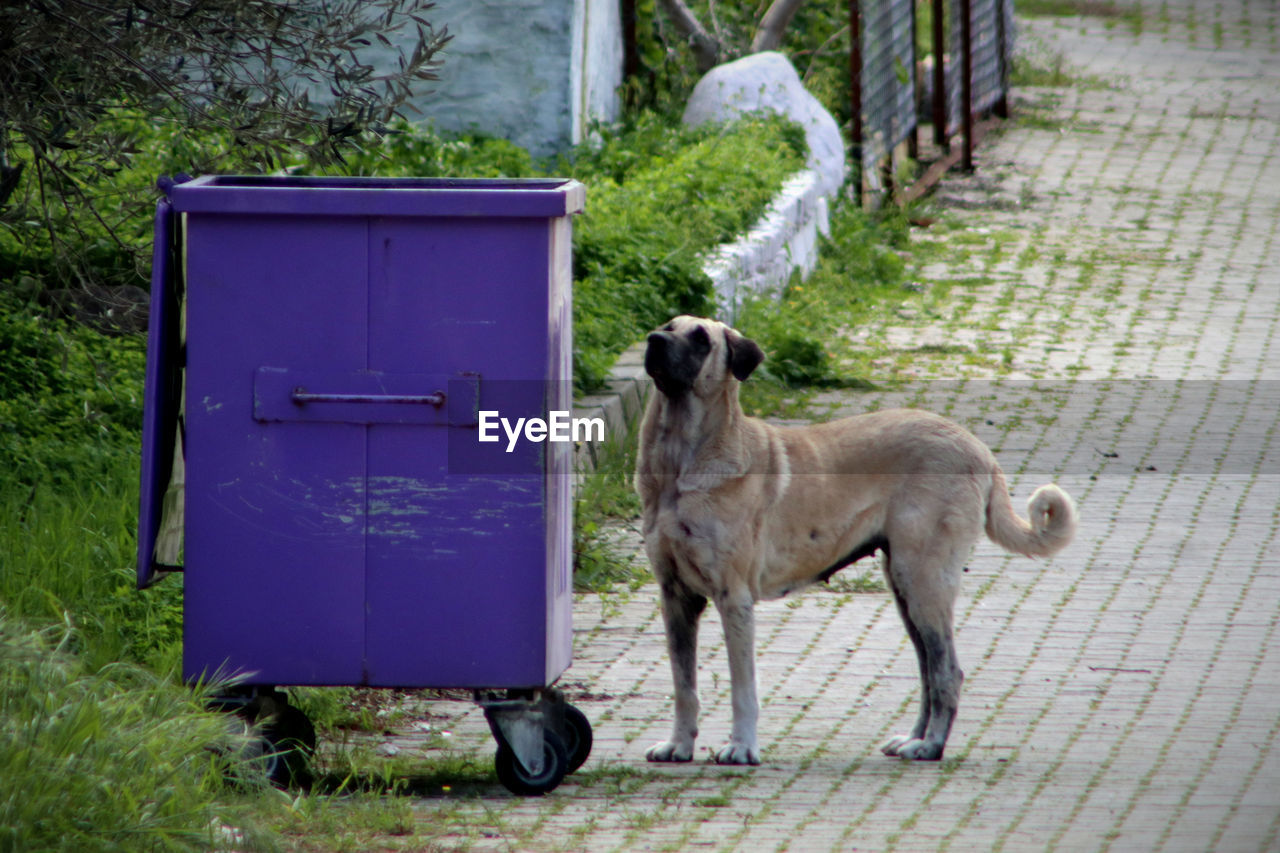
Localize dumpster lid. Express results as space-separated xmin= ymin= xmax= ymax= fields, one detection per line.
xmin=137 ymin=197 xmax=184 ymax=588
xmin=165 ymin=175 xmax=585 ymax=219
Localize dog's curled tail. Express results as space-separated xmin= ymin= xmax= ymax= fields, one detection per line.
xmin=985 ymin=467 xmax=1078 ymax=558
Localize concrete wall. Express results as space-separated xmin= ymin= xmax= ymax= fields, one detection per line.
xmin=410 ymin=0 xmax=623 ymax=157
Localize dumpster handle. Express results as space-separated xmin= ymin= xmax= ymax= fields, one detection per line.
xmin=290 ymin=387 xmax=446 ymax=408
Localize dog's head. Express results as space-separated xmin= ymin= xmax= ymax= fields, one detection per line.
xmin=644 ymin=316 xmax=765 ymax=400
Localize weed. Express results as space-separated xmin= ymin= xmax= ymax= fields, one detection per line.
xmin=574 ymin=763 xmax=668 ymax=795
xmin=734 ymin=200 xmax=918 ymax=408
xmin=0 ymin=460 xmax=184 ymax=672
xmin=1011 ymin=46 xmax=1112 ymax=92
xmin=693 ymin=795 xmax=731 ymax=808
xmin=574 ymin=430 xmax=645 ymax=591
xmin=824 ymin=569 xmax=888 ymax=595
xmin=289 ymin=686 xmax=424 ymax=735
xmin=269 ymin=789 xmax=436 ymax=852
xmin=310 ymin=743 xmax=496 ymax=798
xmin=1017 ymin=0 xmax=1144 ymax=33
xmin=568 ymin=114 xmax=806 ymax=390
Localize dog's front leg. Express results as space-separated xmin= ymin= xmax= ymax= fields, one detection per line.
xmin=647 ymin=580 xmax=707 ymax=762
xmin=714 ymin=590 xmax=761 ymax=765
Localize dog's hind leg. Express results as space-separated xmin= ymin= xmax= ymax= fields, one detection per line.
xmin=713 ymin=588 xmax=762 ymax=765
xmin=880 ymin=549 xmax=966 ymax=761
xmin=885 ymin=584 xmax=932 ymax=750
xmin=647 ymin=579 xmax=707 ymax=762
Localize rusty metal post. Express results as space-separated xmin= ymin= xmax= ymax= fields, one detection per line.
xmin=932 ymin=0 xmax=946 ymax=148
xmin=849 ymin=0 xmax=863 ymax=191
xmin=994 ymin=0 xmax=1010 ymax=118
xmin=909 ymin=0 xmax=920 ymax=162
xmin=960 ymin=0 xmax=974 ymax=171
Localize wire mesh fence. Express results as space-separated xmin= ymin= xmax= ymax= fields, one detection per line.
xmin=944 ymin=0 xmax=1014 ymax=136
xmin=854 ymin=0 xmax=919 ymax=179
xmin=620 ymin=1 xmax=1016 ymax=197
xmin=852 ymin=0 xmax=1014 ymax=193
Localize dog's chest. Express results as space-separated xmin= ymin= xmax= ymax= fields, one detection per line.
xmin=645 ymin=486 xmax=751 ymax=592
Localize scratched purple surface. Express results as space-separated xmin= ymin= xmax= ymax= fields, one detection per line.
xmin=149 ymin=176 xmax=582 ymax=688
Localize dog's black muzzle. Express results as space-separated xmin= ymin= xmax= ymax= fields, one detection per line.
xmin=645 ymin=328 xmax=710 ymax=399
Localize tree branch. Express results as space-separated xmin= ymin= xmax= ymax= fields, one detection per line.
xmin=656 ymin=0 xmax=723 ymax=73
xmin=751 ymin=0 xmax=808 ymax=54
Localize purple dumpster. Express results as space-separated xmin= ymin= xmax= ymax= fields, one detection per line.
xmin=137 ymin=175 xmax=590 ymax=794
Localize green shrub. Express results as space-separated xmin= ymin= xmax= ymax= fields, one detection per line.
xmin=567 ymin=114 xmax=806 ymax=389
xmin=737 ymin=200 xmax=913 ymax=389
xmin=5 ymin=109 xmax=804 ymax=392
xmin=0 ymin=291 xmax=145 ymax=488
xmin=336 ymin=125 xmax=538 ymax=179
xmin=0 ymin=452 xmax=188 ymax=672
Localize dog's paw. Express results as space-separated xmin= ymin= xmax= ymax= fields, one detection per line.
xmin=881 ymin=736 xmax=944 ymax=761
xmin=646 ymin=740 xmax=694 ymax=763
xmin=713 ymin=741 xmax=761 ymax=766
xmin=881 ymin=735 xmax=911 ymax=756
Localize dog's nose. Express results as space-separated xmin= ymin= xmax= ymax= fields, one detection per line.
xmin=645 ymin=332 xmax=673 ymax=381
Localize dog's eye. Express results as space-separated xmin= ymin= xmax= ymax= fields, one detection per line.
xmin=662 ymin=323 xmax=675 ymax=332
xmin=689 ymin=325 xmax=711 ymax=352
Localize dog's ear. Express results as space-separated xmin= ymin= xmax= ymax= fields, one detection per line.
xmin=724 ymin=328 xmax=765 ymax=381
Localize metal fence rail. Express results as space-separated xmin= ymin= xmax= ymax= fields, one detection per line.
xmin=852 ymin=0 xmax=1014 ymax=193
xmin=625 ymin=1 xmax=1015 ymax=198
xmin=853 ymin=0 xmax=918 ymax=179
xmin=945 ymin=0 xmax=1013 ymax=137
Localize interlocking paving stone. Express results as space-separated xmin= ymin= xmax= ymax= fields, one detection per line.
xmin=401 ymin=3 xmax=1280 ymax=849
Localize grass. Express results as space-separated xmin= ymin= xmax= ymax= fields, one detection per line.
xmin=270 ymin=794 xmax=423 ymax=852
xmin=733 ymin=201 xmax=926 ymax=409
xmin=1010 ymin=48 xmax=1114 ymax=93
xmin=574 ymin=430 xmax=645 ymax=592
xmin=824 ymin=569 xmax=889 ymax=595
xmin=0 ymin=612 xmax=274 ymax=853
xmin=0 ymin=455 xmax=185 ymax=672
xmin=1017 ymin=0 xmax=1145 ymax=33
xmin=308 ymin=740 xmax=497 ymax=798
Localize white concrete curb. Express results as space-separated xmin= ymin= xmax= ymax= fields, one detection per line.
xmin=704 ymin=169 xmax=831 ymax=321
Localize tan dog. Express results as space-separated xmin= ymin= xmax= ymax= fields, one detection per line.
xmin=635 ymin=316 xmax=1077 ymax=765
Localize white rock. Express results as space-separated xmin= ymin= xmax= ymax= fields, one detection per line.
xmin=682 ymin=51 xmax=847 ymax=198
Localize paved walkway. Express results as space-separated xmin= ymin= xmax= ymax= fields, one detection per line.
xmin=405 ymin=3 xmax=1280 ymax=849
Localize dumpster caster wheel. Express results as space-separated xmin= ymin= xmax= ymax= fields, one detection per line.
xmin=259 ymin=702 xmax=316 ymax=790
xmin=215 ymin=689 xmax=315 ymax=790
xmin=495 ymin=729 xmax=568 ymax=796
xmin=562 ymin=704 xmax=593 ymax=774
